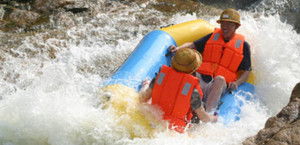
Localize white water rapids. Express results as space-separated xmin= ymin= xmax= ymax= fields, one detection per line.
xmin=0 ymin=2 xmax=300 ymax=145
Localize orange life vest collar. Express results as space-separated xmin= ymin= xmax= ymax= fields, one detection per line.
xmin=152 ymin=65 xmax=203 ymax=133
xmin=197 ymin=28 xmax=245 ymax=83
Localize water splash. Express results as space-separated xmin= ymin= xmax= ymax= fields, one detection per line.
xmin=0 ymin=1 xmax=300 ymax=145
xmin=240 ymin=13 xmax=300 ymax=114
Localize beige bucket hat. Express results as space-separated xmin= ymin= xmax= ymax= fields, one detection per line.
xmin=217 ymin=8 xmax=241 ymax=26
xmin=171 ymin=48 xmax=202 ymax=74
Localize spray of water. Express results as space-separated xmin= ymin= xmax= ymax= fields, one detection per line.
xmin=0 ymin=1 xmax=300 ymax=144
xmin=240 ymin=13 xmax=300 ymax=114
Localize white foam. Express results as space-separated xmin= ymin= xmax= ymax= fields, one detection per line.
xmin=0 ymin=4 xmax=300 ymax=145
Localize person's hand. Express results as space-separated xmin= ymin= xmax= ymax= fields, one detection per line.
xmin=209 ymin=115 xmax=218 ymax=123
xmin=139 ymin=79 xmax=152 ymax=102
xmin=142 ymin=79 xmax=150 ymax=87
xmin=228 ymin=81 xmax=238 ymax=91
xmin=169 ymin=45 xmax=178 ymax=53
xmin=140 ymin=79 xmax=150 ymax=92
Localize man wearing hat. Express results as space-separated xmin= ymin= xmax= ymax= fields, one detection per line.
xmin=170 ymin=8 xmax=252 ymax=113
xmin=140 ymin=48 xmax=218 ymax=133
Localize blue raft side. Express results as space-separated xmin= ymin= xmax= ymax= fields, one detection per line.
xmin=218 ymin=82 xmax=255 ymax=124
xmin=106 ymin=30 xmax=176 ymax=90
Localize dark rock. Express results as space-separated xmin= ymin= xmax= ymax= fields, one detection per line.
xmin=152 ymin=0 xmax=204 ymax=14
xmin=151 ymin=0 xmax=221 ymax=16
xmin=8 ymin=8 xmax=40 ymax=26
xmin=0 ymin=1 xmax=11 ymax=5
xmin=33 ymin=0 xmax=75 ymax=13
xmin=198 ymin=0 xmax=260 ymax=9
xmin=290 ymin=83 xmax=300 ymax=101
xmin=52 ymin=12 xmax=75 ymax=28
xmin=65 ymin=7 xmax=88 ymax=14
xmin=12 ymin=0 xmax=34 ymax=3
xmin=243 ymin=82 xmax=300 ymax=145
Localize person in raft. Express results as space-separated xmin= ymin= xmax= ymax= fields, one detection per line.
xmin=169 ymin=8 xmax=252 ymax=113
xmin=140 ymin=48 xmax=218 ymax=133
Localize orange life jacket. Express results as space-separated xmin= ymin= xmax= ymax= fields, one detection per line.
xmin=152 ymin=65 xmax=203 ymax=133
xmin=197 ymin=28 xmax=245 ymax=83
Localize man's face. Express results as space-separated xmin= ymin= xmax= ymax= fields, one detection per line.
xmin=220 ymin=21 xmax=239 ymax=41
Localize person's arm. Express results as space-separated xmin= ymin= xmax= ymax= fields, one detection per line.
xmin=139 ymin=79 xmax=153 ymax=102
xmin=228 ymin=41 xmax=252 ymax=91
xmin=228 ymin=70 xmax=250 ymax=90
xmin=169 ymin=42 xmax=196 ymax=52
xmin=170 ymin=33 xmax=212 ymax=53
xmin=236 ymin=70 xmax=250 ymax=85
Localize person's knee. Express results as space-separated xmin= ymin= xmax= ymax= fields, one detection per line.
xmin=214 ymin=76 xmax=226 ymax=86
xmin=214 ymin=76 xmax=226 ymax=83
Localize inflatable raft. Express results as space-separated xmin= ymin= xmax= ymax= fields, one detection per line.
xmin=101 ymin=19 xmax=255 ymax=137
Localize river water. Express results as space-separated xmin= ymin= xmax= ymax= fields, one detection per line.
xmin=0 ymin=0 xmax=299 ymax=145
